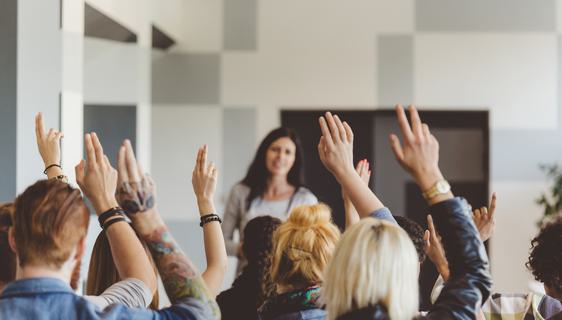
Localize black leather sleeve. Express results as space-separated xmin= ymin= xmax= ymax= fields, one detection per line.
xmin=426 ymin=197 xmax=492 ymax=320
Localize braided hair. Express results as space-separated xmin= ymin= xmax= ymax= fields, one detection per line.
xmin=241 ymin=215 xmax=282 ymax=307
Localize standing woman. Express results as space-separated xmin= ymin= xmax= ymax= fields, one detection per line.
xmin=222 ymin=127 xmax=317 ymax=271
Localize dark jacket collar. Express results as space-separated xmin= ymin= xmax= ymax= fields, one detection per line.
xmin=0 ymin=277 xmax=72 ymax=298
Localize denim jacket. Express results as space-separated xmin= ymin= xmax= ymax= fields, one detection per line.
xmin=0 ymin=277 xmax=217 ymax=319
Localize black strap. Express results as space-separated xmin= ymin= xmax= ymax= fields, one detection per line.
xmin=43 ymin=164 xmax=61 ymax=175
xmin=285 ymin=188 xmax=298 ymax=214
xmin=200 ymin=215 xmax=222 ymax=227
xmin=98 ymin=207 xmax=124 ymax=227
xmin=103 ymin=217 xmax=127 ymax=230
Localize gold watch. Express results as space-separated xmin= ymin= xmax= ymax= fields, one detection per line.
xmin=422 ymin=180 xmax=451 ymax=200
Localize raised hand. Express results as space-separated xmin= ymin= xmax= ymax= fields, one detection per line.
xmin=116 ymin=139 xmax=156 ymax=215
xmin=192 ymin=145 xmax=218 ymax=215
xmin=317 ymin=112 xmax=355 ymax=179
xmin=473 ymin=192 xmax=497 ymax=242
xmin=424 ymin=214 xmax=450 ymax=281
xmin=75 ymin=133 xmax=118 ymax=214
xmin=343 ymin=159 xmax=372 ymax=228
xmin=35 ymin=113 xmax=64 ymax=177
xmin=389 ymin=105 xmax=442 ymax=188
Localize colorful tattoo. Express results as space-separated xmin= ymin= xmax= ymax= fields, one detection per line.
xmin=146 ymin=226 xmax=220 ymax=318
xmin=116 ymin=176 xmax=155 ymax=214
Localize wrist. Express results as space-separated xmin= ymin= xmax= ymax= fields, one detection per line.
xmin=197 ymin=198 xmax=215 ymax=215
xmin=93 ymin=197 xmax=119 ymax=215
xmin=414 ymin=167 xmax=444 ymax=191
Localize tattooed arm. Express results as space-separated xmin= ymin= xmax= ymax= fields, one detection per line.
xmin=116 ymin=140 xmax=220 ymax=318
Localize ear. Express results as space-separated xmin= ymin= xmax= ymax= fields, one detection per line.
xmin=8 ymin=227 xmax=17 ymax=255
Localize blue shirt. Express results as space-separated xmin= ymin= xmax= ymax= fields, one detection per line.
xmin=0 ymin=277 xmax=217 ymax=320
xmin=369 ymin=207 xmax=397 ymax=224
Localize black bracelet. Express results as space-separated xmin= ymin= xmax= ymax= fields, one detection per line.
xmin=200 ymin=213 xmax=217 ymax=220
xmin=200 ymin=215 xmax=222 ymax=227
xmin=98 ymin=207 xmax=125 ymax=228
xmin=103 ymin=217 xmax=127 ymax=230
xmin=43 ymin=164 xmax=62 ymax=175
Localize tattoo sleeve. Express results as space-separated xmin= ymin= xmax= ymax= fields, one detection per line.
xmin=145 ymin=226 xmax=220 ymax=318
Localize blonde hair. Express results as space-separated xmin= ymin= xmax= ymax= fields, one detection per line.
xmin=271 ymin=203 xmax=341 ymax=291
xmin=323 ymin=218 xmax=419 ymax=320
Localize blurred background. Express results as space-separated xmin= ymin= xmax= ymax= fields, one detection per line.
xmin=1 ymin=0 xmax=560 ymax=307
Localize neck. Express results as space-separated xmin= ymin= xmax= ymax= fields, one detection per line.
xmin=267 ymin=175 xmax=291 ymax=193
xmin=17 ymin=263 xmax=71 ymax=284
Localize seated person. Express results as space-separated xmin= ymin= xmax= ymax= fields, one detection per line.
xmin=258 ymin=204 xmax=340 ymax=320
xmin=0 ymin=131 xmax=220 ymax=319
xmin=318 ymin=107 xmax=492 ymax=319
xmin=217 ymin=215 xmax=282 ymax=319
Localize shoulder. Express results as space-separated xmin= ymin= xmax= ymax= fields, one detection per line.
xmin=294 ymin=187 xmax=317 ymax=203
xmin=230 ymin=183 xmax=251 ymax=198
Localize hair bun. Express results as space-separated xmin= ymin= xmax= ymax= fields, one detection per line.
xmin=286 ymin=203 xmax=332 ymax=228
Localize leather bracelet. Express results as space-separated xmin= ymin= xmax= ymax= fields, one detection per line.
xmin=200 ymin=213 xmax=217 ymax=220
xmin=200 ymin=215 xmax=221 ymax=227
xmin=103 ymin=217 xmax=127 ymax=230
xmin=98 ymin=207 xmax=125 ymax=228
xmin=43 ymin=164 xmax=61 ymax=175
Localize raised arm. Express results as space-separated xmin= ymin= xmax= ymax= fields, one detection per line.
xmin=388 ymin=105 xmax=491 ymax=319
xmin=35 ymin=113 xmax=65 ymax=180
xmin=76 ymin=134 xmax=157 ymax=297
xmin=192 ymin=145 xmax=228 ymax=296
xmin=343 ymin=159 xmax=371 ymax=229
xmin=116 ymin=140 xmax=220 ymax=318
xmin=317 ymin=112 xmax=395 ymax=223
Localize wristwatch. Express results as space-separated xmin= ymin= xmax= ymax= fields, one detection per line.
xmin=422 ymin=180 xmax=451 ymax=200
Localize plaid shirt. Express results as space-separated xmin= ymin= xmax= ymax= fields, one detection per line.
xmin=431 ymin=276 xmax=562 ymax=320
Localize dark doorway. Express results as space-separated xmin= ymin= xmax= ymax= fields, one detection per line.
xmin=281 ymin=109 xmax=489 ymax=309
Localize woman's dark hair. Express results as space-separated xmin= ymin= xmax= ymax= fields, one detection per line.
xmin=242 ymin=216 xmax=282 ymax=307
xmin=526 ymin=215 xmax=562 ymax=294
xmin=0 ymin=202 xmax=16 ymax=284
xmin=241 ymin=127 xmax=306 ymax=210
xmin=395 ymin=216 xmax=427 ymax=263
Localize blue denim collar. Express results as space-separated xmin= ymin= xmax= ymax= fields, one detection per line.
xmin=1 ymin=277 xmax=73 ymax=298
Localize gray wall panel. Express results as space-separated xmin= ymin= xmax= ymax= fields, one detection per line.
xmin=377 ymin=35 xmax=413 ymax=105
xmin=416 ymin=0 xmax=556 ymax=32
xmin=0 ymin=0 xmax=17 ymax=201
xmin=222 ymin=108 xmax=256 ymax=195
xmin=223 ymin=0 xmax=257 ymax=50
xmin=84 ymin=105 xmax=136 ymax=165
xmin=152 ymin=52 xmax=220 ymax=104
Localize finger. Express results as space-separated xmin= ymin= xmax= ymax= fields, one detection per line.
xmin=200 ymin=145 xmax=208 ymax=173
xmin=117 ymin=145 xmax=129 ymax=184
xmin=125 ymin=139 xmax=140 ymax=182
xmin=75 ymin=159 xmax=85 ymax=185
xmin=317 ymin=136 xmax=327 ymax=162
xmin=333 ymin=115 xmax=347 ymax=142
xmin=318 ymin=117 xmax=335 ymax=148
xmin=195 ymin=147 xmax=203 ymax=172
xmin=91 ymin=133 xmax=105 ymax=165
xmin=211 ymin=166 xmax=218 ymax=179
xmin=103 ymin=155 xmax=112 ymax=168
xmin=423 ymin=230 xmax=430 ymax=247
xmin=481 ymin=207 xmax=488 ymax=218
xmin=395 ymin=105 xmax=414 ymax=142
xmin=84 ymin=134 xmax=96 ymax=164
xmin=473 ymin=208 xmax=481 ymax=220
xmin=35 ymin=113 xmax=45 ymax=140
xmin=427 ymin=215 xmax=437 ymax=237
xmin=489 ymin=192 xmax=497 ymax=217
xmin=324 ymin=112 xmax=342 ymax=143
xmin=409 ymin=105 xmax=423 ymax=138
xmin=355 ymin=160 xmax=363 ymax=173
xmin=422 ymin=123 xmax=431 ymax=139
xmin=389 ymin=134 xmax=404 ymax=162
xmin=47 ymin=128 xmax=55 ymax=139
xmin=55 ymin=131 xmax=64 ymax=142
xmin=343 ymin=121 xmax=354 ymax=143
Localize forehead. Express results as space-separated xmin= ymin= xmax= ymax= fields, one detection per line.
xmin=269 ymin=137 xmax=296 ymax=149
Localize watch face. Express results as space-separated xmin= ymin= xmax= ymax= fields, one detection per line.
xmin=436 ymin=181 xmax=450 ymax=193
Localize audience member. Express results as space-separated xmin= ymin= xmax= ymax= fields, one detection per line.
xmin=217 ymin=215 xmax=282 ymax=320
xmin=222 ymin=127 xmax=317 ymax=274
xmin=319 ymin=106 xmax=492 ymax=319
xmin=428 ymin=195 xmax=562 ymax=319
xmin=0 ymin=132 xmax=220 ymax=319
xmin=258 ymin=204 xmax=340 ymax=320
xmin=0 ymin=203 xmax=15 ymax=293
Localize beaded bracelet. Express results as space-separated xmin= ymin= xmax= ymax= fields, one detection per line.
xmin=43 ymin=164 xmax=62 ymax=175
xmin=199 ymin=214 xmax=222 ymax=227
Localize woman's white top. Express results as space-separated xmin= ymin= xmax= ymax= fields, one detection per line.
xmin=221 ymin=183 xmax=318 ymax=256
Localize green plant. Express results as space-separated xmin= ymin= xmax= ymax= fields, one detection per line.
xmin=536 ymin=164 xmax=562 ymax=225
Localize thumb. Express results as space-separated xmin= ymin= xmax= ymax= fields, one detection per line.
xmin=75 ymin=159 xmax=85 ymax=186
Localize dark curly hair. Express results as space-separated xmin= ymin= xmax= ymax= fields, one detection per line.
xmin=526 ymin=215 xmax=562 ymax=294
xmin=395 ymin=216 xmax=427 ymax=264
xmin=0 ymin=202 xmax=16 ymax=284
xmin=242 ymin=215 xmax=282 ymax=306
